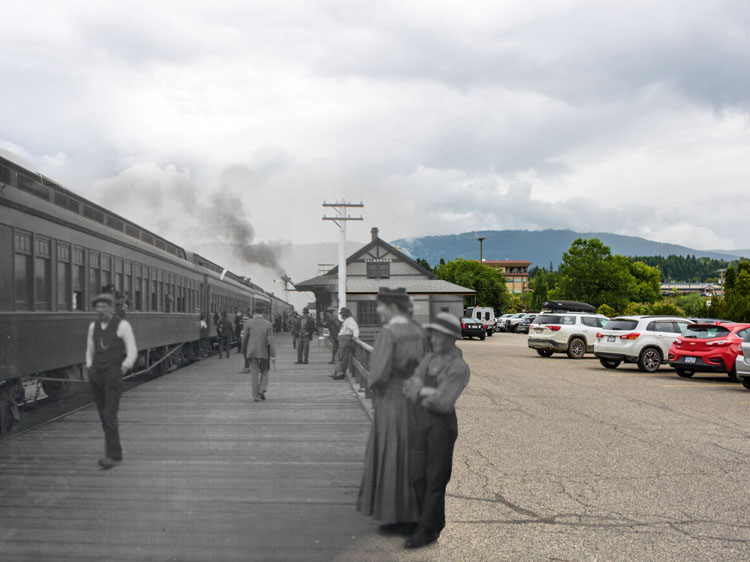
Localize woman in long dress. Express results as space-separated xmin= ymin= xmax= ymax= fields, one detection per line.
xmin=356 ymin=287 xmax=429 ymax=534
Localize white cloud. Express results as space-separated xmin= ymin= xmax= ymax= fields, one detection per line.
xmin=1 ymin=0 xmax=749 ymax=256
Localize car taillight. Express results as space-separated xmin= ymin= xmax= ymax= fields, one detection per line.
xmin=596 ymin=332 xmax=603 ymax=338
xmin=461 ymin=323 xmax=466 ymax=329
xmin=706 ymin=340 xmax=730 ymax=347
xmin=548 ymin=325 xmax=562 ymax=331
xmin=738 ymin=345 xmax=744 ymax=356
xmin=620 ymin=333 xmax=640 ymax=340
xmin=674 ymin=339 xmax=682 ymax=346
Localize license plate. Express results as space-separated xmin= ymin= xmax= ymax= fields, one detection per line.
xmin=535 ymin=328 xmax=543 ymax=334
xmin=607 ymin=336 xmax=615 ymax=342
xmin=685 ymin=356 xmax=696 ymax=364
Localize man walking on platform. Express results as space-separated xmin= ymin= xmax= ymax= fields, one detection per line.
xmin=217 ymin=311 xmax=234 ymax=359
xmin=403 ymin=312 xmax=470 ymax=549
xmin=234 ymin=309 xmax=243 ymax=353
xmin=290 ymin=312 xmax=300 ymax=349
xmin=85 ymin=293 xmax=138 ymax=469
xmin=332 ymin=307 xmax=358 ymax=380
xmin=242 ymin=306 xmax=276 ymax=402
xmin=325 ymin=309 xmax=341 ymax=364
xmin=294 ymin=308 xmax=315 ymax=364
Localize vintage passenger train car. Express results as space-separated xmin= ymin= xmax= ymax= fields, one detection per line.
xmin=0 ymin=155 xmax=293 ymax=435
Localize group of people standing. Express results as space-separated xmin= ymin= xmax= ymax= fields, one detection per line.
xmin=356 ymin=287 xmax=470 ymax=550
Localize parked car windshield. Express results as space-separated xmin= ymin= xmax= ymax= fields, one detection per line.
xmin=683 ymin=325 xmax=731 ymax=339
xmin=605 ymin=319 xmax=639 ymax=331
xmin=461 ymin=317 xmax=482 ymax=324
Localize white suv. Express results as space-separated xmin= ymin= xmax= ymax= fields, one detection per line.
xmin=528 ymin=312 xmax=610 ymax=359
xmin=593 ymin=316 xmax=693 ymax=372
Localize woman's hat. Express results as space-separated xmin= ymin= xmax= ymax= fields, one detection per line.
xmin=376 ymin=287 xmax=410 ymax=307
xmin=423 ymin=312 xmax=462 ymax=340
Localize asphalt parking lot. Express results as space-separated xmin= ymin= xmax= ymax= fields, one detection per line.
xmin=342 ymin=332 xmax=750 ymax=561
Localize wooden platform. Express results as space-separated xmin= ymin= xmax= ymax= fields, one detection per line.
xmin=0 ymin=335 xmax=378 ymax=562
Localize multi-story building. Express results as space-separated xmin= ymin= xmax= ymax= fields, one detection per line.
xmin=481 ymin=260 xmax=531 ymax=295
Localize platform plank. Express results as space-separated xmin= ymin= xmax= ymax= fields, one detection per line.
xmin=0 ymin=335 xmax=378 ymax=562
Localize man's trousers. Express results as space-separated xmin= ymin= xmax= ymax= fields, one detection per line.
xmin=411 ymin=407 xmax=458 ymax=535
xmin=296 ymin=336 xmax=310 ymax=363
xmin=88 ymin=364 xmax=124 ymax=461
xmin=335 ymin=335 xmax=354 ymax=376
xmin=248 ymin=358 xmax=269 ymax=399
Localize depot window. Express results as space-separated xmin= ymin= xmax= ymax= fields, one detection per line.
xmin=366 ymin=259 xmax=391 ymax=279
xmin=357 ymin=300 xmax=379 ymax=326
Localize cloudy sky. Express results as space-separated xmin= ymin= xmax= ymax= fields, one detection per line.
xmin=2 ymin=0 xmax=750 ymax=265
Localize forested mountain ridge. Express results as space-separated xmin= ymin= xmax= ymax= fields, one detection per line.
xmin=392 ymin=229 xmax=745 ymax=274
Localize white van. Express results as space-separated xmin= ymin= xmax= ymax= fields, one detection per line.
xmin=464 ymin=307 xmax=495 ymax=337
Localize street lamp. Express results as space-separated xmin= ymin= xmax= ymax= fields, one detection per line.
xmin=477 ymin=237 xmax=486 ymax=262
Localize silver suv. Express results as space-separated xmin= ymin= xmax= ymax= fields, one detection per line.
xmin=593 ymin=316 xmax=693 ymax=372
xmin=528 ymin=313 xmax=610 ymax=359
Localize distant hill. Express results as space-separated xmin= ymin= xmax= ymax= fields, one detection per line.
xmin=391 ymin=229 xmax=743 ymax=269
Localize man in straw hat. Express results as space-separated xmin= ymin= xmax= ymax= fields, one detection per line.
xmin=85 ymin=293 xmax=138 ymax=469
xmin=402 ymin=312 xmax=470 ymax=549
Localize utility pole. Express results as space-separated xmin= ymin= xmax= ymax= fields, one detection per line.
xmin=323 ymin=201 xmax=363 ymax=312
xmin=477 ymin=237 xmax=486 ymax=262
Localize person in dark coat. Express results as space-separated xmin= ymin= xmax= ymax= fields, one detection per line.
xmin=217 ymin=311 xmax=234 ymax=359
xmin=85 ymin=293 xmax=138 ymax=469
xmin=402 ymin=312 xmax=470 ymax=549
xmin=325 ymin=309 xmax=341 ymax=365
xmin=294 ymin=308 xmax=315 ymax=364
xmin=234 ymin=310 xmax=243 ymax=352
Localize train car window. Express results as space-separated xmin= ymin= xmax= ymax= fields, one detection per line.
xmin=125 ymin=224 xmax=140 ymax=239
xmin=100 ymin=254 xmax=112 ymax=292
xmin=72 ymin=247 xmax=84 ymax=310
xmin=57 ymin=243 xmax=72 ymax=310
xmin=14 ymin=231 xmax=33 ymax=310
xmin=151 ymin=279 xmax=158 ymax=311
xmin=34 ymin=236 xmax=52 ymax=310
xmin=88 ymin=251 xmax=100 ymax=306
xmin=115 ymin=258 xmax=124 ymax=293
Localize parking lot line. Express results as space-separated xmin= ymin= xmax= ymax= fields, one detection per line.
xmin=608 ymin=373 xmax=664 ymax=377
xmin=662 ymin=383 xmax=733 ymax=388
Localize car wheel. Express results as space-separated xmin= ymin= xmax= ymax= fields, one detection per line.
xmin=487 ymin=330 xmax=493 ymax=337
xmin=741 ymin=377 xmax=750 ymax=390
xmin=728 ymin=364 xmax=738 ymax=382
xmin=537 ymin=349 xmax=553 ymax=358
xmin=675 ymin=368 xmax=695 ymax=378
xmin=567 ymin=338 xmax=586 ymax=359
xmin=479 ymin=334 xmax=486 ymax=340
xmin=637 ymin=348 xmax=662 ymax=373
xmin=599 ymin=358 xmax=621 ymax=369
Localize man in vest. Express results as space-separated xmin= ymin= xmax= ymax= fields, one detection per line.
xmin=294 ymin=308 xmax=315 ymax=364
xmin=85 ymin=293 xmax=138 ymax=469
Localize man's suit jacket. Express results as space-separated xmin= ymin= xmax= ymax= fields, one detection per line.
xmin=242 ymin=315 xmax=275 ymax=360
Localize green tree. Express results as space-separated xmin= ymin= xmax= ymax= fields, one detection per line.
xmin=529 ymin=269 xmax=557 ymax=311
xmin=673 ymin=293 xmax=709 ymax=317
xmin=434 ymin=258 xmax=510 ymax=311
xmin=629 ymin=261 xmax=661 ymax=303
xmin=724 ymin=266 xmax=737 ymax=291
xmin=415 ymin=258 xmax=432 ymax=272
xmin=506 ymin=294 xmax=523 ymax=313
xmin=736 ymin=270 xmax=750 ymax=298
xmin=597 ymin=304 xmax=617 ymax=317
xmin=550 ymin=238 xmax=636 ymax=311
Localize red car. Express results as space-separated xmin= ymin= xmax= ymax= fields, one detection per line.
xmin=668 ymin=322 xmax=750 ymax=380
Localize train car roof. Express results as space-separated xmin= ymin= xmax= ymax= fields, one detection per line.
xmin=0 ymin=155 xmax=186 ymax=260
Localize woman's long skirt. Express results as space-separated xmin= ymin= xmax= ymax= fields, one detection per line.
xmin=356 ymin=378 xmax=419 ymax=524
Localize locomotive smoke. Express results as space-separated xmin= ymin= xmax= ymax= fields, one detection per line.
xmin=210 ymin=190 xmax=286 ymax=275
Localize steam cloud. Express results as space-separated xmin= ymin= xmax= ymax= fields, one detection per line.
xmin=94 ymin=162 xmax=287 ymax=275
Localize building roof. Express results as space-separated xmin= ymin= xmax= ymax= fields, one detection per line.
xmin=481 ymin=260 xmax=531 ymax=266
xmin=295 ymin=275 xmax=474 ymax=295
